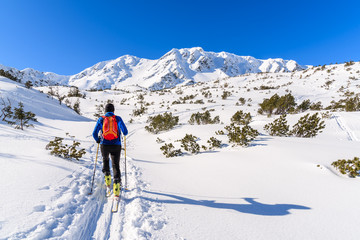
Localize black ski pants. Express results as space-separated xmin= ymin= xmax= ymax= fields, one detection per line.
xmin=101 ymin=144 xmax=121 ymax=184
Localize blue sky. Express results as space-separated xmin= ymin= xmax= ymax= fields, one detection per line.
xmin=1 ymin=0 xmax=359 ymax=75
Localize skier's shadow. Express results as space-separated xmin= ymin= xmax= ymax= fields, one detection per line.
xmin=138 ymin=190 xmax=311 ymax=216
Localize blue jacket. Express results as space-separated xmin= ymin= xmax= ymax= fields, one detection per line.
xmin=92 ymin=112 xmax=128 ymax=145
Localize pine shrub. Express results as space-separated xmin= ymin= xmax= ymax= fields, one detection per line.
xmin=221 ymin=91 xmax=231 ymax=100
xmin=132 ymin=104 xmax=147 ymax=116
xmin=0 ymin=97 xmax=14 ymax=124
xmin=207 ymin=137 xmax=222 ymax=149
xmin=72 ymin=99 xmax=81 ymax=114
xmin=231 ymin=110 xmax=252 ymax=125
xmin=180 ymin=134 xmax=200 ymax=154
xmin=68 ymin=87 xmax=84 ymax=98
xmin=25 ymin=81 xmax=33 ymax=89
xmin=202 ymin=91 xmax=212 ymax=98
xmin=309 ymin=101 xmax=323 ymax=111
xmin=12 ymin=102 xmax=37 ymax=130
xmin=0 ymin=69 xmax=19 ymax=82
xmin=258 ymin=93 xmax=296 ymax=116
xmin=160 ymin=143 xmax=182 ymax=158
xmin=94 ymin=104 xmax=105 ymax=118
xmin=332 ymin=157 xmax=360 ymax=177
xmin=145 ymin=112 xmax=179 ymax=134
xmin=264 ymin=114 xmax=290 ymax=136
xmin=215 ymin=130 xmax=225 ymax=135
xmin=224 ymin=123 xmax=259 ymax=147
xmin=188 ymin=110 xmax=220 ymax=125
xmin=344 ymin=61 xmax=355 ymax=67
xmin=290 ymin=113 xmax=325 ymax=138
xmin=296 ymin=99 xmax=311 ymax=112
xmin=345 ymin=96 xmax=360 ymax=111
xmin=46 ymin=137 xmax=86 ymax=160
xmin=156 ymin=137 xmax=165 ymax=144
xmin=238 ymin=97 xmax=246 ymax=105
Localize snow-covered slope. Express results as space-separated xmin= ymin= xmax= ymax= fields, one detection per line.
xmin=0 ymin=77 xmax=87 ymax=121
xmin=1 ymin=60 xmax=360 ymax=240
xmin=1 ymin=47 xmax=306 ymax=91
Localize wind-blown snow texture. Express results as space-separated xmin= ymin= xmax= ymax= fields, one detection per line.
xmin=0 ymin=47 xmax=306 ymax=91
xmin=1 ymin=60 xmax=360 ymax=240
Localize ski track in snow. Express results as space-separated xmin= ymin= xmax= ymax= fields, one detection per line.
xmin=333 ymin=113 xmax=359 ymax=141
xmin=7 ymin=142 xmax=167 ymax=240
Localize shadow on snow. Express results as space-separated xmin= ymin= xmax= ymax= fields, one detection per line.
xmin=127 ymin=190 xmax=311 ymax=216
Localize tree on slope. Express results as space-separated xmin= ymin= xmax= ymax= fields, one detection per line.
xmin=0 ymin=97 xmax=14 ymax=124
xmin=290 ymin=113 xmax=325 ymax=138
xmin=12 ymin=102 xmax=37 ymax=130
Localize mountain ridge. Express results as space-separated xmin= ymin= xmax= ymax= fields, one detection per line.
xmin=0 ymin=47 xmax=307 ymax=90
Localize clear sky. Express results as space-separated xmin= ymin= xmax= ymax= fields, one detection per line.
xmin=1 ymin=0 xmax=359 ymax=75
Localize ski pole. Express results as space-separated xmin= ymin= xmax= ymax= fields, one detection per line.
xmin=124 ymin=135 xmax=128 ymax=190
xmin=89 ymin=143 xmax=100 ymax=195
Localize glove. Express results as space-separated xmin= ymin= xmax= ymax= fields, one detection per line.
xmin=96 ymin=139 xmax=101 ymax=144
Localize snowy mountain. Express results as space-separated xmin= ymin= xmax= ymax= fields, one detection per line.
xmin=69 ymin=47 xmax=306 ymax=90
xmin=0 ymin=64 xmax=69 ymax=87
xmin=0 ymin=47 xmax=306 ymax=90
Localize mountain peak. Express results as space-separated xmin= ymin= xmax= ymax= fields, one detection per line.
xmin=1 ymin=48 xmax=307 ymax=90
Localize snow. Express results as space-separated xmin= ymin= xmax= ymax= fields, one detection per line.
xmin=1 ymin=60 xmax=360 ymax=239
xmin=1 ymin=47 xmax=306 ymax=91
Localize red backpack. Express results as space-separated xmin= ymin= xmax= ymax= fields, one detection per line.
xmin=102 ymin=116 xmax=119 ymax=140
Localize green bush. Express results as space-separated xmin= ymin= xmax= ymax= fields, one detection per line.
xmin=221 ymin=91 xmax=231 ymax=100
xmin=46 ymin=137 xmax=86 ymax=160
xmin=145 ymin=112 xmax=179 ymax=134
xmin=194 ymin=99 xmax=204 ymax=104
xmin=325 ymin=95 xmax=360 ymax=112
xmin=188 ymin=110 xmax=220 ymax=125
xmin=345 ymin=96 xmax=360 ymax=111
xmin=0 ymin=97 xmax=14 ymax=124
xmin=72 ymin=99 xmax=81 ymax=115
xmin=290 ymin=113 xmax=325 ymax=138
xmin=181 ymin=94 xmax=197 ymax=101
xmin=156 ymin=137 xmax=165 ymax=144
xmin=207 ymin=137 xmax=222 ymax=149
xmin=296 ymin=99 xmax=311 ymax=112
xmin=160 ymin=143 xmax=182 ymax=158
xmin=132 ymin=104 xmax=147 ymax=116
xmin=332 ymin=157 xmax=360 ymax=177
xmin=0 ymin=69 xmax=20 ymax=82
xmin=25 ymin=81 xmax=33 ymax=89
xmin=94 ymin=103 xmax=105 ymax=118
xmin=264 ymin=114 xmax=290 ymax=136
xmin=309 ymin=101 xmax=323 ymax=111
xmin=68 ymin=87 xmax=85 ymax=98
xmin=180 ymin=134 xmax=200 ymax=154
xmin=173 ymin=94 xmax=198 ymax=104
xmin=224 ymin=123 xmax=259 ymax=147
xmin=215 ymin=130 xmax=225 ymax=135
xmin=202 ymin=91 xmax=212 ymax=98
xmin=12 ymin=102 xmax=37 ymax=130
xmin=231 ymin=110 xmax=251 ymax=125
xmin=238 ymin=97 xmax=246 ymax=105
xmin=258 ymin=93 xmax=296 ymax=116
xmin=344 ymin=61 xmax=355 ymax=67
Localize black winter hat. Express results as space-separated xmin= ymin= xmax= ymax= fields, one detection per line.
xmin=105 ymin=103 xmax=115 ymax=113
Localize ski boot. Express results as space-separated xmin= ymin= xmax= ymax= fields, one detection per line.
xmin=113 ymin=182 xmax=121 ymax=197
xmin=105 ymin=175 xmax=112 ymax=197
xmin=112 ymin=182 xmax=121 ymax=212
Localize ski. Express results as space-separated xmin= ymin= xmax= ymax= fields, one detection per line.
xmin=112 ymin=194 xmax=120 ymax=213
xmin=105 ymin=186 xmax=112 ymax=198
